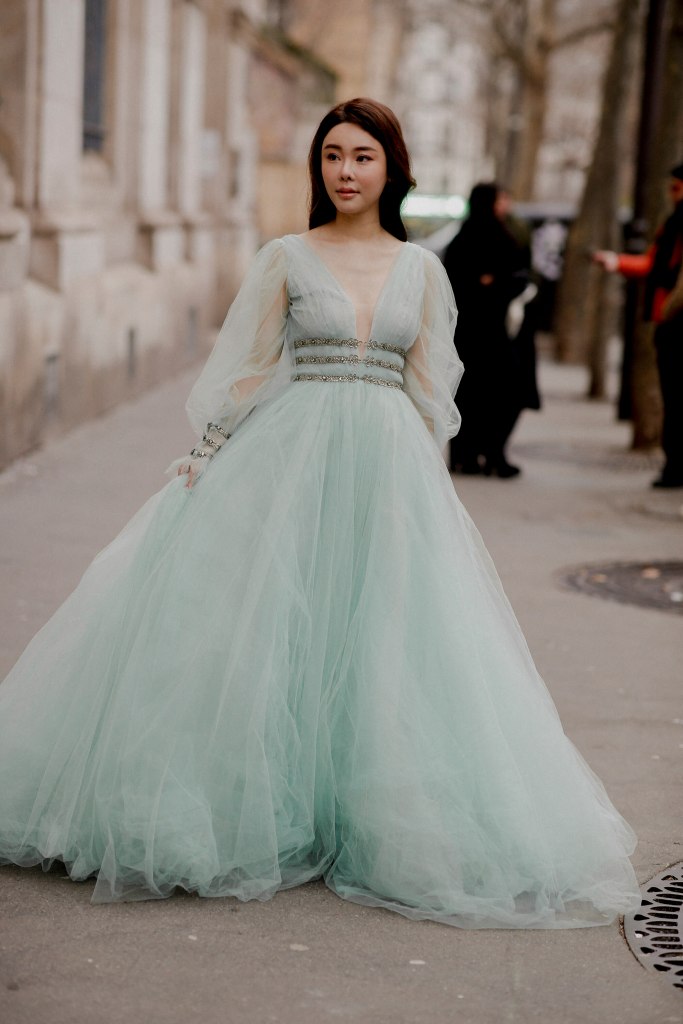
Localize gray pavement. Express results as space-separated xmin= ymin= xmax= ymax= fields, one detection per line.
xmin=0 ymin=357 xmax=681 ymax=1024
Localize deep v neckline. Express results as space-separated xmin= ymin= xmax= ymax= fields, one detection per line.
xmin=293 ymin=235 xmax=409 ymax=356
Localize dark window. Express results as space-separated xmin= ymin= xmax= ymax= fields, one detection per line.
xmin=83 ymin=0 xmax=107 ymax=151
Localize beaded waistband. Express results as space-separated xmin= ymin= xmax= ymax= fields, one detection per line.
xmin=291 ymin=338 xmax=405 ymax=391
xmin=292 ymin=372 xmax=404 ymax=390
xmin=293 ymin=338 xmax=407 ymax=357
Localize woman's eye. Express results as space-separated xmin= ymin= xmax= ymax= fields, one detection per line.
xmin=357 ymin=155 xmax=371 ymax=163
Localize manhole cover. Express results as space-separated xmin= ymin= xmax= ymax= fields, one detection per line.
xmin=623 ymin=862 xmax=683 ymax=988
xmin=559 ymin=561 xmax=683 ymax=615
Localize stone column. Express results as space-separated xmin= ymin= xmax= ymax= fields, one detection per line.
xmin=22 ymin=0 xmax=106 ymax=290
xmin=171 ymin=1 xmax=212 ymax=264
xmin=226 ymin=38 xmax=258 ymax=247
xmin=175 ymin=1 xmax=206 ymax=218
xmin=136 ymin=0 xmax=170 ymax=213
xmin=133 ymin=0 xmax=184 ymax=269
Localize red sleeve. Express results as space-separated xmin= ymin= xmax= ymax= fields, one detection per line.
xmin=616 ymin=247 xmax=655 ymax=278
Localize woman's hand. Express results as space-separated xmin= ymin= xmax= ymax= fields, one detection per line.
xmin=177 ymin=463 xmax=200 ymax=489
xmin=593 ymin=250 xmax=619 ymax=272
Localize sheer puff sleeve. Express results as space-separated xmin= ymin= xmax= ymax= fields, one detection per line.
xmin=167 ymin=238 xmax=290 ymax=479
xmin=403 ymin=247 xmax=464 ymax=452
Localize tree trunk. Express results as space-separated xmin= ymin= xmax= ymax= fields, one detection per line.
xmin=552 ymin=0 xmax=641 ymax=396
xmin=508 ymin=0 xmax=554 ymax=199
xmin=630 ymin=321 xmax=663 ymax=447
xmin=509 ymin=69 xmax=548 ymax=199
xmin=631 ymin=0 xmax=683 ymax=447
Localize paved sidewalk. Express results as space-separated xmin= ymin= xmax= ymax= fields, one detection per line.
xmin=0 ymin=358 xmax=681 ymax=1024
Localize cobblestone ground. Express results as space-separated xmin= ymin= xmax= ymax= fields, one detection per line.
xmin=0 ymin=358 xmax=681 ymax=1024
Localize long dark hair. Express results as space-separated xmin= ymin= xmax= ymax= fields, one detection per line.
xmin=308 ymin=98 xmax=416 ymax=242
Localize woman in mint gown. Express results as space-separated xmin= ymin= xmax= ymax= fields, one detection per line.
xmin=0 ymin=99 xmax=640 ymax=926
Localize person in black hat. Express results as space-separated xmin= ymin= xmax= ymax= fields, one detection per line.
xmin=594 ymin=163 xmax=683 ymax=488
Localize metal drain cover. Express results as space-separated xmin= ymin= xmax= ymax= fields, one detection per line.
xmin=623 ymin=862 xmax=683 ymax=988
xmin=560 ymin=561 xmax=683 ymax=615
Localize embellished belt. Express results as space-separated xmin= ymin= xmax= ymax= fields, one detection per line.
xmin=292 ymin=338 xmax=406 ymax=390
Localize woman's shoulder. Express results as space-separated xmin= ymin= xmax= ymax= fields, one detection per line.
xmin=269 ymin=233 xmax=311 ymax=260
xmin=240 ymin=237 xmax=289 ymax=285
xmin=258 ymin=235 xmax=288 ymax=252
xmin=408 ymin=242 xmax=441 ymax=261
xmin=250 ymin=236 xmax=290 ymax=269
xmin=408 ymin=242 xmax=447 ymax=277
xmin=279 ymin=230 xmax=321 ymax=249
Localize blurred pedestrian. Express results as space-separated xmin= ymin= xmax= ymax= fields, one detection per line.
xmin=443 ymin=182 xmax=529 ymax=478
xmin=594 ymin=162 xmax=683 ymax=488
xmin=499 ymin=188 xmax=542 ymax=416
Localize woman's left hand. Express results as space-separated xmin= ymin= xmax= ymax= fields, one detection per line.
xmin=177 ymin=463 xmax=200 ymax=489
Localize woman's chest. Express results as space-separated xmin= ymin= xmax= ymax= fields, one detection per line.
xmin=285 ymin=243 xmax=423 ymax=348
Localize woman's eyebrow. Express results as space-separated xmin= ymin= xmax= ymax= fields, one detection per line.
xmin=322 ymin=143 xmax=378 ymax=152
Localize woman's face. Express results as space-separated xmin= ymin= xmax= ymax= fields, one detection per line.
xmin=494 ymin=190 xmax=511 ymax=219
xmin=321 ymin=122 xmax=388 ymax=219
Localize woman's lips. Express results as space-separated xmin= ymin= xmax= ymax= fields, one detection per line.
xmin=337 ymin=189 xmax=358 ymax=196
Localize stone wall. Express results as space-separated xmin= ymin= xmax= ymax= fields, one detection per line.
xmin=0 ymin=0 xmax=335 ymax=468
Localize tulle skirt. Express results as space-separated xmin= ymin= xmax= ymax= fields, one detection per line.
xmin=0 ymin=381 xmax=640 ymax=925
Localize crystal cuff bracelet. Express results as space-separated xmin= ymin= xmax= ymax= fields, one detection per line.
xmin=189 ymin=423 xmax=232 ymax=461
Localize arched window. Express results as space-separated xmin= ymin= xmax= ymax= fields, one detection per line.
xmin=82 ymin=0 xmax=107 ymax=151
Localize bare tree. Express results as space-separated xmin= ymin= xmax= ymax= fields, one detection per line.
xmin=458 ymin=0 xmax=616 ymax=198
xmin=553 ymin=0 xmax=642 ymax=397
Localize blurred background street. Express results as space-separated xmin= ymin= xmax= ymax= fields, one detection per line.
xmin=1 ymin=0 xmax=682 ymax=469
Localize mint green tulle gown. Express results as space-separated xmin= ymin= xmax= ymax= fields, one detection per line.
xmin=0 ymin=236 xmax=641 ymax=925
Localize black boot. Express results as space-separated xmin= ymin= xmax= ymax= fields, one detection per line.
xmin=483 ymin=456 xmax=521 ymax=479
xmin=652 ymin=473 xmax=683 ymax=489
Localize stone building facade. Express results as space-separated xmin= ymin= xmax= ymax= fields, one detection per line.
xmin=0 ymin=0 xmax=334 ymax=468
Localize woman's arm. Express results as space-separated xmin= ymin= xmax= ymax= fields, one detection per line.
xmin=593 ymin=247 xmax=655 ymax=278
xmin=170 ymin=240 xmax=289 ymax=488
xmin=403 ymin=249 xmax=464 ymax=452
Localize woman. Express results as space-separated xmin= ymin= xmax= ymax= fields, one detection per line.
xmin=0 ymin=99 xmax=640 ymax=927
xmin=444 ymin=183 xmax=529 ymax=477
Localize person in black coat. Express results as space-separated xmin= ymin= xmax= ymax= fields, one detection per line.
xmin=444 ymin=182 xmax=529 ymax=478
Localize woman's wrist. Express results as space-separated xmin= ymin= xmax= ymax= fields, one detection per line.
xmin=190 ymin=423 xmax=232 ymax=461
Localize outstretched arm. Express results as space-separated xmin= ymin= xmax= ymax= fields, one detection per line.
xmin=593 ymin=247 xmax=655 ymax=278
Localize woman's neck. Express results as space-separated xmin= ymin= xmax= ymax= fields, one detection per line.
xmin=323 ymin=211 xmax=386 ymax=243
